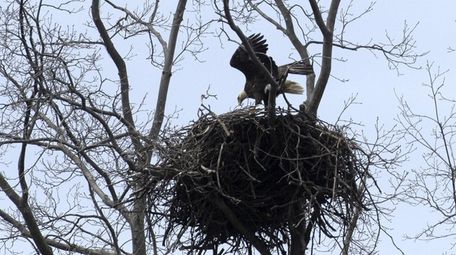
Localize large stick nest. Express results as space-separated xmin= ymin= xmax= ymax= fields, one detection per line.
xmin=156 ymin=108 xmax=365 ymax=253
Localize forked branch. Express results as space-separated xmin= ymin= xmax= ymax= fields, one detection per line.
xmin=306 ymin=0 xmax=341 ymax=116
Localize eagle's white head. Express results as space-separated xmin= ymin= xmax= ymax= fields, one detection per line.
xmin=237 ymin=90 xmax=248 ymax=105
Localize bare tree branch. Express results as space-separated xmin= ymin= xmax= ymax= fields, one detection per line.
xmin=306 ymin=0 xmax=341 ymax=115
xmin=148 ymin=0 xmax=188 ymax=143
xmin=0 ymin=207 xmax=119 ymax=255
xmin=0 ymin=173 xmax=54 ymax=255
xmin=91 ymin=0 xmax=142 ymax=153
xmin=273 ymin=0 xmax=316 ymax=100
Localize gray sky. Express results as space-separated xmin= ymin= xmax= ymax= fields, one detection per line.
xmin=0 ymin=0 xmax=455 ymax=254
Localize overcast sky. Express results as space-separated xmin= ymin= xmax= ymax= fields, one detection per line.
xmin=0 ymin=0 xmax=455 ymax=254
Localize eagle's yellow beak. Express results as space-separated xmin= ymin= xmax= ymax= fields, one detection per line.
xmin=237 ymin=91 xmax=247 ymax=105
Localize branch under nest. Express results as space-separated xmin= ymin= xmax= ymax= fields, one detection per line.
xmin=152 ymin=107 xmax=366 ymax=253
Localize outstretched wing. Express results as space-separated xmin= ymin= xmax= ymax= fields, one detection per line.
xmin=229 ymin=33 xmax=269 ymax=79
xmin=278 ymin=60 xmax=313 ymax=77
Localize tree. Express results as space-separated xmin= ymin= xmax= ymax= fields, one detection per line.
xmin=0 ymin=0 xmax=192 ymax=254
xmin=397 ymin=63 xmax=456 ymax=247
xmin=0 ymin=0 xmax=420 ymax=254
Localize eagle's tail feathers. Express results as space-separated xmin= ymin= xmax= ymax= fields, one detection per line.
xmin=282 ymin=80 xmax=304 ymax=95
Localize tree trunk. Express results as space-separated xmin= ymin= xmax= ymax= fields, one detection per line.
xmin=131 ymin=197 xmax=146 ymax=255
xmin=288 ymin=200 xmax=307 ymax=255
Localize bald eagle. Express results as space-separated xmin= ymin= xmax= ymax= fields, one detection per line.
xmin=230 ymin=33 xmax=313 ymax=106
